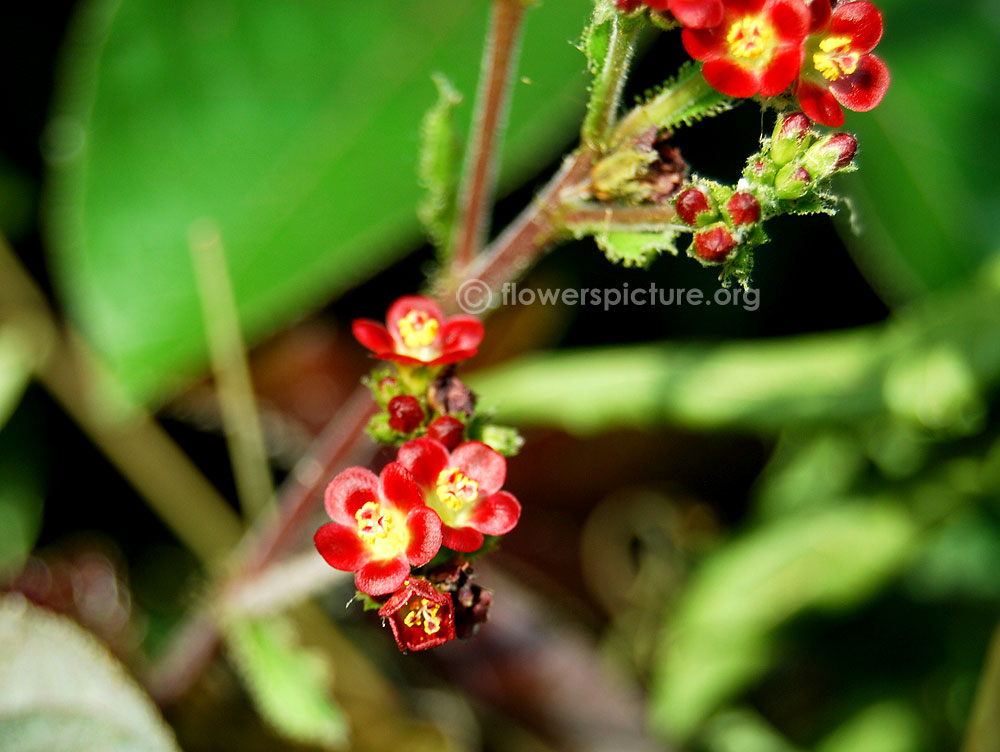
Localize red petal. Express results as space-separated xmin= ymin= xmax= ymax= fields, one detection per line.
xmin=314 ymin=522 xmax=370 ymax=572
xmin=428 ymin=348 xmax=480 ymax=366
xmin=442 ymin=525 xmax=485 ymax=552
xmin=795 ymin=78 xmax=845 ymax=126
xmin=725 ymin=0 xmax=766 ymax=14
xmin=831 ymin=0 xmax=883 ymax=52
xmin=681 ymin=28 xmax=728 ymax=62
xmin=386 ymin=295 xmax=445 ymax=345
xmin=397 ymin=437 xmax=450 ymax=488
xmin=469 ymin=491 xmax=522 ymax=536
xmin=668 ymin=0 xmax=724 ymax=29
xmin=440 ymin=316 xmax=484 ymax=355
xmin=830 ymin=54 xmax=889 ymax=112
xmin=356 ymin=556 xmax=409 ymax=596
xmin=324 ymin=467 xmax=379 ymax=524
xmin=759 ymin=47 xmax=804 ymax=96
xmin=702 ymin=60 xmax=760 ymax=98
xmin=768 ymin=0 xmax=810 ymax=42
xmin=451 ymin=441 xmax=506 ymax=497
xmin=378 ymin=581 xmax=416 ymax=616
xmin=380 ymin=352 xmax=431 ymax=366
xmin=379 ymin=462 xmax=424 ymax=513
xmin=352 ymin=320 xmax=395 ymax=354
xmin=405 ymin=506 xmax=443 ymax=565
xmin=807 ymin=0 xmax=832 ymax=32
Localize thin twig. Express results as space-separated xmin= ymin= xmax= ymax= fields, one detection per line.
xmin=190 ymin=219 xmax=275 ymax=520
xmin=449 ymin=0 xmax=528 ymax=268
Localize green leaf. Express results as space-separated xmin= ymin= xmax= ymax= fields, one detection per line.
xmin=648 ymin=502 xmax=918 ymax=743
xmin=225 ymin=615 xmax=349 ymax=750
xmin=0 ymin=596 xmax=181 ymax=752
xmin=46 ymin=0 xmax=591 ymax=404
xmin=0 ymin=416 xmax=45 ymax=576
xmin=418 ymin=73 xmax=463 ymax=254
xmin=595 ymin=229 xmax=679 ymax=268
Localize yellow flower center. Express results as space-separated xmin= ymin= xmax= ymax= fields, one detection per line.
xmin=397 ymin=310 xmax=439 ymax=349
xmin=726 ymin=17 xmax=774 ymax=60
xmin=355 ymin=501 xmax=393 ymax=545
xmin=436 ymin=468 xmax=479 ymax=512
xmin=403 ymin=598 xmax=442 ymax=635
xmin=813 ymin=35 xmax=859 ymax=81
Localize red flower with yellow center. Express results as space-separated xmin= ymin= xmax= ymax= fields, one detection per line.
xmin=379 ymin=577 xmax=456 ymax=652
xmin=396 ymin=438 xmax=521 ymax=552
xmin=352 ymin=295 xmax=485 ymax=366
xmin=794 ymin=0 xmax=889 ymax=126
xmin=682 ymin=0 xmax=811 ymax=98
xmin=313 ymin=463 xmax=442 ymax=596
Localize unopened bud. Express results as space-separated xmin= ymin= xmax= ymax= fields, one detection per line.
xmin=726 ymin=192 xmax=760 ymax=226
xmin=771 ymin=112 xmax=812 ymax=166
xmin=387 ymin=395 xmax=424 ymax=433
xmin=693 ymin=224 xmax=737 ymax=263
xmin=774 ymin=163 xmax=811 ymax=200
xmin=675 ymin=188 xmax=715 ymax=226
xmin=802 ymin=132 xmax=858 ymax=178
xmin=427 ymin=415 xmax=465 ymax=451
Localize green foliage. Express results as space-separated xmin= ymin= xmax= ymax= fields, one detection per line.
xmin=225 ymin=615 xmax=349 ymax=750
xmin=418 ymin=73 xmax=463 ymax=255
xmin=0 ymin=325 xmax=34 ymax=432
xmin=0 ymin=596 xmax=181 ymax=752
xmin=595 ymin=229 xmax=679 ymax=268
xmin=648 ymin=502 xmax=918 ymax=743
xmin=46 ymin=0 xmax=591 ymax=404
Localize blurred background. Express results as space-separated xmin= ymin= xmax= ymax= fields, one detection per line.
xmin=1 ymin=0 xmax=999 ymax=750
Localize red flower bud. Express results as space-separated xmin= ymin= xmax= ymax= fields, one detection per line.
xmin=388 ymin=395 xmax=424 ymax=433
xmin=726 ymin=192 xmax=760 ymax=226
xmin=427 ymin=415 xmax=465 ymax=451
xmin=803 ymin=132 xmax=858 ymax=177
xmin=675 ymin=188 xmax=714 ymax=226
xmin=693 ymin=225 xmax=737 ymax=262
xmin=771 ymin=111 xmax=813 ymax=165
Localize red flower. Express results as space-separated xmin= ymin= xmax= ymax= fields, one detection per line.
xmin=314 ymin=463 xmax=442 ymax=596
xmin=618 ymin=0 xmax=725 ymax=28
xmin=397 ymin=438 xmax=521 ymax=552
xmin=378 ymin=577 xmax=456 ymax=652
xmin=682 ymin=0 xmax=811 ymax=98
xmin=794 ymin=0 xmax=889 ymax=126
xmin=352 ymin=295 xmax=484 ymax=367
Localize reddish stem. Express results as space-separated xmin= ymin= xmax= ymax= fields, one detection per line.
xmin=450 ymin=0 xmax=527 ymax=268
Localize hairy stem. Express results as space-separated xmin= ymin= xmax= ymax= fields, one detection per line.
xmin=449 ymin=0 xmax=528 ymax=268
xmin=582 ymin=13 xmax=641 ymax=151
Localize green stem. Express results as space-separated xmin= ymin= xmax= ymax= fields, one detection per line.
xmin=609 ymin=63 xmax=733 ymax=149
xmin=582 ymin=13 xmax=642 ymax=152
xmin=190 ymin=219 xmax=275 ymax=521
xmin=964 ymin=621 xmax=1000 ymax=752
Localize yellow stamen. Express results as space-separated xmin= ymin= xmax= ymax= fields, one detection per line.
xmin=355 ymin=501 xmax=393 ymax=545
xmin=403 ymin=598 xmax=442 ymax=635
xmin=397 ymin=310 xmax=439 ymax=349
xmin=813 ymin=35 xmax=859 ymax=81
xmin=726 ymin=17 xmax=774 ymax=60
xmin=436 ymin=468 xmax=479 ymax=512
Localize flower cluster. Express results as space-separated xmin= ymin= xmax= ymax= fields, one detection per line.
xmin=672 ymin=110 xmax=859 ymax=282
xmin=314 ymin=295 xmax=523 ymax=652
xmin=620 ymin=0 xmax=889 ymax=126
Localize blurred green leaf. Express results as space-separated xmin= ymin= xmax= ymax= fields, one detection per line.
xmin=0 ymin=596 xmax=181 ymax=752
xmin=46 ymin=0 xmax=590 ymax=403
xmin=817 ymin=700 xmax=922 ymax=752
xmin=225 ymin=615 xmax=348 ymax=750
xmin=649 ymin=502 xmax=918 ymax=743
xmin=0 ymin=404 xmax=45 ymax=576
xmin=840 ymin=0 xmax=1000 ymax=303
xmin=468 ymin=256 xmax=1000 ymax=434
xmin=702 ymin=709 xmax=800 ymax=752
